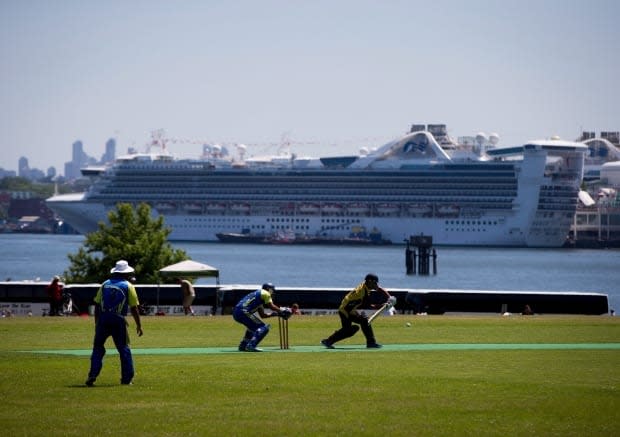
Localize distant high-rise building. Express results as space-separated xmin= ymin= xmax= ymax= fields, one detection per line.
xmin=64 ymin=140 xmax=90 ymax=179
xmin=18 ymin=157 xmax=29 ymax=178
xmin=72 ymin=140 xmax=88 ymax=166
xmin=101 ymin=138 xmax=116 ymax=164
xmin=17 ymin=157 xmax=46 ymax=181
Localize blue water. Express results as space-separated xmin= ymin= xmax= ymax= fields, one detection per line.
xmin=1 ymin=234 xmax=618 ymax=311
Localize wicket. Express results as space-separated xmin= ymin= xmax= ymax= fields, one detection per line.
xmin=278 ymin=316 xmax=289 ymax=349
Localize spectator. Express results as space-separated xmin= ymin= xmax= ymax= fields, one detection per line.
xmin=522 ymin=305 xmax=534 ymax=315
xmin=46 ymin=276 xmax=64 ymax=316
xmin=177 ymin=277 xmax=196 ymax=315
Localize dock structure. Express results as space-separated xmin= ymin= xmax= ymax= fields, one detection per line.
xmin=405 ymin=235 xmax=437 ymax=275
xmin=567 ymin=203 xmax=620 ymax=248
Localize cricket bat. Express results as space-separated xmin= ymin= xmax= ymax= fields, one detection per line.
xmin=367 ymin=302 xmax=389 ymax=324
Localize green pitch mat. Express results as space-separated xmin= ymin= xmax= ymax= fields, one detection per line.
xmin=24 ymin=342 xmax=620 ymax=356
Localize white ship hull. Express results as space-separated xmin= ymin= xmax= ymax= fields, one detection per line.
xmin=45 ymin=202 xmax=574 ymax=247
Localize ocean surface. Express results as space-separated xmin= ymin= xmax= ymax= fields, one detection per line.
xmin=1 ymin=234 xmax=618 ymax=312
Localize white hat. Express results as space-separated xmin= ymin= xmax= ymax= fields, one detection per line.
xmin=110 ymin=260 xmax=134 ymax=274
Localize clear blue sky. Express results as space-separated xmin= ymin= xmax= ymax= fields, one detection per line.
xmin=1 ymin=0 xmax=618 ymax=174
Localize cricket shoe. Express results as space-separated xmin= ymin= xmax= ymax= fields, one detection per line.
xmin=85 ymin=377 xmax=96 ymax=387
xmin=245 ymin=345 xmax=263 ymax=352
xmin=366 ymin=343 xmax=383 ymax=349
xmin=321 ymin=339 xmax=335 ymax=349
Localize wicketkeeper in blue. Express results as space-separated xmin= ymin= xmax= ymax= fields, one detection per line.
xmin=233 ymin=283 xmax=291 ymax=352
xmin=85 ymin=260 xmax=143 ymax=386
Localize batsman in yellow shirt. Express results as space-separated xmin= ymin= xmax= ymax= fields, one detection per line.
xmin=321 ymin=273 xmax=392 ymax=349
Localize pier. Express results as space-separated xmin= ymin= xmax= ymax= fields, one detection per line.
xmin=405 ymin=235 xmax=437 ymax=275
xmin=566 ymin=203 xmax=620 ymax=248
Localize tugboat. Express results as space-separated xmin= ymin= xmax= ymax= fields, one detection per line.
xmin=216 ymin=229 xmax=269 ymax=243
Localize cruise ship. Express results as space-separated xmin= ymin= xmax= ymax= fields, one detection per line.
xmin=46 ymin=124 xmax=588 ymax=247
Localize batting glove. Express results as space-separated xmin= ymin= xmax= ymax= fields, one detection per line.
xmin=387 ymin=296 xmax=397 ymax=307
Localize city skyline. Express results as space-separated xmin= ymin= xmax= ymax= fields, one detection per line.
xmin=2 ymin=0 xmax=619 ymax=174
xmin=1 ymin=137 xmax=116 ymax=180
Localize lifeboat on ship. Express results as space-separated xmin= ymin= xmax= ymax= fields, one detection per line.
xmin=231 ymin=202 xmax=251 ymax=213
xmin=154 ymin=202 xmax=176 ymax=212
xmin=436 ymin=205 xmax=460 ymax=216
xmin=183 ymin=202 xmax=203 ymax=214
xmin=347 ymin=203 xmax=370 ymax=215
xmin=375 ymin=203 xmax=400 ymax=215
xmin=206 ymin=202 xmax=227 ymax=213
xmin=322 ymin=203 xmax=343 ymax=214
xmin=408 ymin=204 xmax=432 ymax=216
xmin=298 ymin=203 xmax=320 ymax=214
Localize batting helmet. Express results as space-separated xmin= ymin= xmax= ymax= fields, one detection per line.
xmin=365 ymin=273 xmax=379 ymax=282
xmin=262 ymin=283 xmax=276 ymax=293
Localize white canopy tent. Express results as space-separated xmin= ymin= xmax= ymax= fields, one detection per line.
xmin=157 ymin=260 xmax=220 ymax=312
xmin=159 ymin=260 xmax=220 ymax=283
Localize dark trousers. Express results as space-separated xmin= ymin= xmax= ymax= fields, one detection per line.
xmin=232 ymin=308 xmax=267 ymax=345
xmin=326 ymin=310 xmax=376 ymax=345
xmin=88 ymin=313 xmax=135 ymax=383
xmin=49 ymin=299 xmax=62 ymax=316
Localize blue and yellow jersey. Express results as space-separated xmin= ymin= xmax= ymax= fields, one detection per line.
xmin=94 ymin=277 xmax=139 ymax=316
xmin=339 ymin=281 xmax=371 ymax=314
xmin=235 ymin=289 xmax=272 ymax=313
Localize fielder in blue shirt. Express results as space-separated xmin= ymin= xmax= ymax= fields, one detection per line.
xmin=85 ymin=260 xmax=143 ymax=386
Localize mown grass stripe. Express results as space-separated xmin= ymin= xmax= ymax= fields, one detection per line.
xmin=22 ymin=342 xmax=620 ymax=355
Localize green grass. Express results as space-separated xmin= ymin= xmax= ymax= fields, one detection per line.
xmin=1 ymin=315 xmax=618 ymax=436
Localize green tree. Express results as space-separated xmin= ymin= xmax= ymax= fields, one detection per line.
xmin=63 ymin=202 xmax=188 ymax=283
xmin=0 ymin=176 xmax=55 ymax=198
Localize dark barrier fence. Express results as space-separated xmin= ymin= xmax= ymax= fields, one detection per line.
xmin=0 ymin=282 xmax=609 ymax=315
